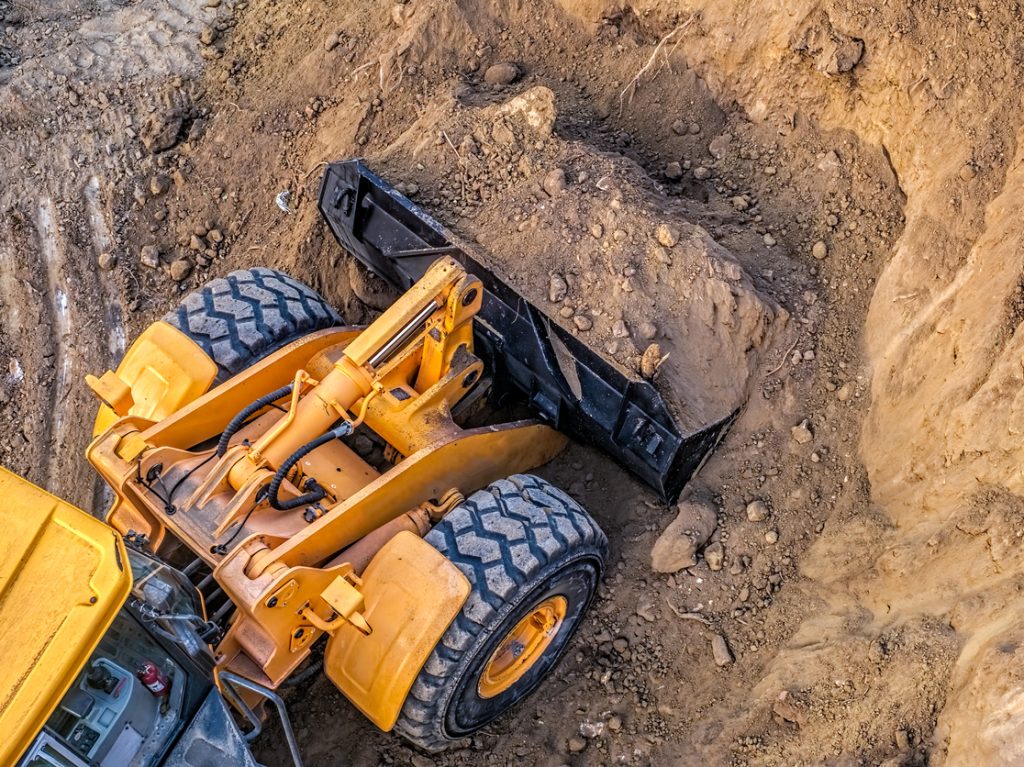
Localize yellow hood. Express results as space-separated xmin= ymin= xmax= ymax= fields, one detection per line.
xmin=0 ymin=466 xmax=131 ymax=766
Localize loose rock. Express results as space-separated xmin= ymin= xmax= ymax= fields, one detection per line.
xmin=149 ymin=175 xmax=170 ymax=196
xmin=573 ymin=314 xmax=593 ymax=331
xmin=811 ymin=240 xmax=828 ymax=260
xmin=169 ymin=259 xmax=193 ymax=281
xmin=548 ymin=274 xmax=568 ymax=302
xmin=711 ymin=634 xmax=734 ymax=666
xmin=484 ymin=62 xmax=520 ymax=87
xmin=704 ymin=541 xmax=724 ymax=571
xmin=651 ymin=499 xmax=718 ymax=573
xmin=543 ymin=168 xmax=566 ymax=197
xmin=324 ymin=33 xmax=340 ymax=51
xmin=791 ymin=419 xmax=813 ymax=444
xmin=664 ymin=161 xmax=683 ymax=180
xmin=140 ymin=244 xmax=161 ymax=268
xmin=655 ymin=223 xmax=679 ymax=248
xmin=140 ymin=109 xmax=183 ymax=153
xmin=638 ymin=321 xmax=657 ymax=340
xmin=746 ymin=499 xmax=769 ymax=522
xmin=639 ymin=343 xmax=665 ymax=379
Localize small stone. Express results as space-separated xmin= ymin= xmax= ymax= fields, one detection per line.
xmin=543 ymin=168 xmax=566 ymax=197
xmin=711 ymin=634 xmax=733 ymax=666
xmin=140 ymin=245 xmax=161 ymax=268
xmin=484 ymin=62 xmax=520 ymax=87
xmin=791 ymin=420 xmax=813 ymax=444
xmin=640 ymin=343 xmax=665 ymax=379
xmin=169 ymin=259 xmax=193 ymax=281
xmin=612 ymin=637 xmax=629 ymax=653
xmin=607 ymin=715 xmax=622 ymax=733
xmin=638 ymin=321 xmax=657 ymax=340
xmin=573 ymin=314 xmax=593 ymax=331
xmin=149 ymin=175 xmax=170 ymax=196
xmin=548 ymin=274 xmax=568 ymax=302
xmin=731 ymin=196 xmax=749 ymax=211
xmin=567 ymin=736 xmax=587 ymax=753
xmin=693 ymin=166 xmax=711 ymax=180
xmin=579 ymin=720 xmax=605 ymax=739
xmin=763 ymin=233 xmax=777 ymax=247
xmin=207 ymin=228 xmax=224 ymax=243
xmin=664 ymin=161 xmax=683 ymax=180
xmin=612 ymin=319 xmax=630 ymax=338
xmin=140 ymin=108 xmax=183 ymax=153
xmin=765 ymin=529 xmax=779 ymax=544
xmin=189 ymin=234 xmax=206 ymax=251
xmin=205 ymin=0 xmax=221 ymax=6
xmin=199 ymin=25 xmax=217 ymax=45
xmin=324 ymin=33 xmax=340 ymax=51
xmin=671 ymin=119 xmax=687 ymax=135
xmin=656 ymin=223 xmax=679 ymax=248
xmin=704 ymin=541 xmax=724 ymax=571
xmin=97 ymin=252 xmax=116 ymax=271
xmin=689 ymin=122 xmax=701 ymax=135
xmin=589 ymin=223 xmax=603 ymax=238
xmin=895 ymin=729 xmax=911 ymax=751
xmin=746 ymin=499 xmax=769 ymax=522
xmin=811 ymin=240 xmax=828 ymax=260
xmin=837 ymin=383 xmax=852 ymax=402
xmin=559 ymin=306 xmax=575 ymax=318
xmin=763 ymin=165 xmax=777 ymax=176
xmin=959 ymin=163 xmax=977 ymax=181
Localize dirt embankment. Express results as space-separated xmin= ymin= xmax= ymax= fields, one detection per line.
xmin=2 ymin=0 xmax=1023 ymax=764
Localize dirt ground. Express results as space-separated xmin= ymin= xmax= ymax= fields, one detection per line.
xmin=4 ymin=0 xmax=1024 ymax=764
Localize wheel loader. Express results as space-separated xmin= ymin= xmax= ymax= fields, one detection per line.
xmin=2 ymin=160 xmax=733 ymax=767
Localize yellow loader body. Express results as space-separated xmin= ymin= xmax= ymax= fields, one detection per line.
xmin=0 ymin=467 xmax=131 ymax=766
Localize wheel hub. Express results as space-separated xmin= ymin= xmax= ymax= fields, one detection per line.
xmin=477 ymin=595 xmax=568 ymax=699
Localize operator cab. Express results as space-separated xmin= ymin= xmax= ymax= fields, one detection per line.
xmin=18 ymin=550 xmax=213 ymax=767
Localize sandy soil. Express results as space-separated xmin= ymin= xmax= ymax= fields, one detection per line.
xmin=3 ymin=0 xmax=1023 ymax=764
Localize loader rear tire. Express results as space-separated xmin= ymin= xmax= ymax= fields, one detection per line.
xmin=394 ymin=474 xmax=607 ymax=752
xmin=164 ymin=267 xmax=341 ymax=383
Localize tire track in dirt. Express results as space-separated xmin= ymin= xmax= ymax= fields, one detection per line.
xmin=34 ymin=196 xmax=72 ymax=486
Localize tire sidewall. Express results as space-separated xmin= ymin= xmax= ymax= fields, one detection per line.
xmin=442 ymin=553 xmax=602 ymax=738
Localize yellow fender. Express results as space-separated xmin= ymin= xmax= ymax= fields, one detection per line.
xmin=88 ymin=321 xmax=218 ymax=437
xmin=324 ymin=531 xmax=470 ymax=731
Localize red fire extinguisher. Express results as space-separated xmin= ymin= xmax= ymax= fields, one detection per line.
xmin=137 ymin=660 xmax=170 ymax=697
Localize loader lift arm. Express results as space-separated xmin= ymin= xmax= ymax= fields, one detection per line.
xmin=318 ymin=159 xmax=734 ymax=503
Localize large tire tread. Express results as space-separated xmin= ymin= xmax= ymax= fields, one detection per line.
xmin=164 ymin=267 xmax=341 ymax=382
xmin=395 ymin=474 xmax=607 ymax=751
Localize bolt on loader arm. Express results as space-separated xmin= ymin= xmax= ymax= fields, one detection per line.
xmin=317 ymin=160 xmax=736 ymax=503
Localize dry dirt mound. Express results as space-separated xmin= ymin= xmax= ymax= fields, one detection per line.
xmin=2 ymin=0 xmax=1023 ymax=765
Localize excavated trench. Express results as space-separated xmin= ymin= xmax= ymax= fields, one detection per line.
xmin=3 ymin=0 xmax=1024 ymax=764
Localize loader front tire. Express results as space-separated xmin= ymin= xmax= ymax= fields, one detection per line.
xmin=395 ymin=474 xmax=607 ymax=752
xmin=164 ymin=267 xmax=341 ymax=383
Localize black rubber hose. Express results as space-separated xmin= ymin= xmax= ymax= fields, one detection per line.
xmin=216 ymin=383 xmax=294 ymax=457
xmin=268 ymin=422 xmax=354 ymax=511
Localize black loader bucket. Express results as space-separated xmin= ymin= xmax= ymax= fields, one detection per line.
xmin=317 ymin=159 xmax=735 ymax=503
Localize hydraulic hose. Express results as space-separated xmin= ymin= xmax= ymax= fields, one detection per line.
xmin=268 ymin=422 xmax=354 ymax=511
xmin=216 ymin=383 xmax=294 ymax=457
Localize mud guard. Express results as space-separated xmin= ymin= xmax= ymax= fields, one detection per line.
xmin=318 ymin=159 xmax=735 ymax=503
xmin=324 ymin=531 xmax=470 ymax=731
xmin=90 ymin=321 xmax=218 ymax=436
